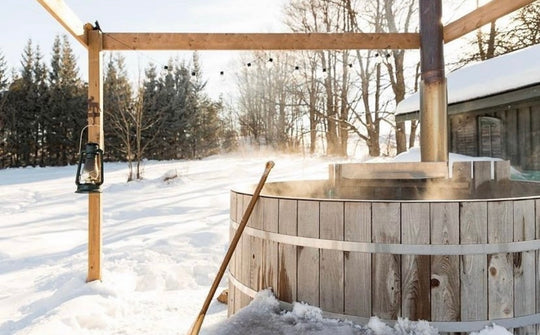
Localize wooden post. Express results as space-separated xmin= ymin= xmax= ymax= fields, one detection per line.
xmin=419 ymin=0 xmax=448 ymax=163
xmin=86 ymin=25 xmax=104 ymax=282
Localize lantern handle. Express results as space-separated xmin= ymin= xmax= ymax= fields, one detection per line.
xmin=78 ymin=124 xmax=100 ymax=155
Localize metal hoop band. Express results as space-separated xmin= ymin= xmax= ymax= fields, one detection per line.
xmin=232 ymin=221 xmax=540 ymax=256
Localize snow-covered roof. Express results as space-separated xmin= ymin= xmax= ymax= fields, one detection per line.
xmin=396 ymin=43 xmax=540 ymax=115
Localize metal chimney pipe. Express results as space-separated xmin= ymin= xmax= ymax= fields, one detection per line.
xmin=419 ymin=0 xmax=448 ymax=162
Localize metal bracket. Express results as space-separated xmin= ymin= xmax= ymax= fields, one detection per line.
xmin=87 ymin=97 xmax=100 ymax=125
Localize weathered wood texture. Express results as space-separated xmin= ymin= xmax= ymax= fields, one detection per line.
xmin=536 ymin=200 xmax=540 ymax=335
xmin=278 ymin=199 xmax=297 ymax=303
xmin=431 ymin=203 xmax=460 ymax=321
xmin=262 ymin=198 xmax=279 ymax=295
xmin=488 ymin=201 xmax=514 ymax=320
xmin=344 ymin=202 xmax=371 ymax=317
xmin=320 ymin=202 xmax=344 ymax=314
xmin=297 ymin=200 xmax=320 ymax=306
xmin=102 ymin=32 xmax=420 ymax=51
xmin=401 ymin=202 xmax=430 ymax=320
xmin=372 ymin=202 xmax=401 ymax=319
xmin=227 ymin=192 xmax=237 ymax=316
xmin=460 ymin=202 xmax=487 ymax=321
xmin=229 ymin=165 xmax=540 ymax=331
xmin=234 ymin=194 xmax=246 ymax=312
xmin=248 ymin=198 xmax=264 ymax=293
xmin=513 ymin=200 xmax=535 ymax=335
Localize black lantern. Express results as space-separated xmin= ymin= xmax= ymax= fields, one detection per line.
xmin=75 ymin=142 xmax=104 ymax=193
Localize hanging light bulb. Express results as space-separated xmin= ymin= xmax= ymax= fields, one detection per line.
xmin=293 ymin=65 xmax=302 ymax=83
xmin=321 ymin=67 xmax=329 ymax=80
xmin=265 ymin=57 xmax=274 ymax=69
xmin=375 ymin=53 xmax=383 ymax=65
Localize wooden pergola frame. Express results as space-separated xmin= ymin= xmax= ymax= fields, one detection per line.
xmin=36 ymin=0 xmax=535 ymax=282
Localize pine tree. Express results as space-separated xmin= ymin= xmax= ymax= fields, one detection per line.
xmin=104 ymin=53 xmax=135 ymax=178
xmin=0 ymin=50 xmax=8 ymax=91
xmin=47 ymin=35 xmax=86 ymax=166
xmin=185 ymin=52 xmax=221 ymax=158
xmin=0 ymin=50 xmax=10 ymax=168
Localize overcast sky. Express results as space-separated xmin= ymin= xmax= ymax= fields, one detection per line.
xmin=0 ymin=0 xmax=288 ymax=97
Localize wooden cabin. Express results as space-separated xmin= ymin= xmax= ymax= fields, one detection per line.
xmin=396 ymin=44 xmax=540 ymax=172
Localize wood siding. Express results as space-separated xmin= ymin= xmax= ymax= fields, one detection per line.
xmin=450 ymin=104 xmax=540 ymax=171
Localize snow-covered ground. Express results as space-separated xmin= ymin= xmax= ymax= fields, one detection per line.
xmin=0 ymin=149 xmax=513 ymax=334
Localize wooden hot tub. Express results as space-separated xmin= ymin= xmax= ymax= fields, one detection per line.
xmin=228 ymin=161 xmax=540 ymax=333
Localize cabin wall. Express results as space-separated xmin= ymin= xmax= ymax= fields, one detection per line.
xmin=449 ymin=103 xmax=540 ymax=171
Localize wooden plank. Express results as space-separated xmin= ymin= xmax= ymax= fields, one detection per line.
xmin=234 ymin=194 xmax=246 ymax=313
xmin=460 ymin=202 xmax=488 ymax=321
xmin=344 ymin=202 xmax=371 ymax=317
xmin=230 ymin=191 xmax=237 ymax=222
xmin=487 ymin=201 xmax=513 ymax=320
xmin=473 ymin=161 xmax=492 ymax=191
xmin=494 ymin=161 xmax=511 ymax=181
xmin=339 ymin=162 xmax=448 ymax=180
xmin=513 ymin=200 xmax=535 ymax=335
xmin=297 ymin=201 xmax=320 ymax=306
xmin=86 ymin=29 xmax=103 ymax=283
xmin=430 ymin=202 xmax=460 ymax=322
xmin=228 ymin=192 xmax=237 ymax=316
xmin=262 ymin=198 xmax=279 ymax=294
xmin=240 ymin=195 xmax=253 ymax=308
xmin=451 ymin=161 xmax=472 ymax=180
xmin=248 ymin=198 xmax=264 ymax=293
xmin=372 ymin=202 xmax=401 ymax=319
xmin=443 ymin=0 xmax=534 ymax=43
xmin=36 ymin=0 xmax=87 ymax=46
xmin=401 ymin=203 xmax=431 ymax=321
xmin=535 ymin=199 xmax=540 ymax=335
xmin=278 ymin=199 xmax=297 ymax=303
xmin=320 ymin=201 xmax=344 ymax=314
xmin=102 ymin=32 xmax=420 ymax=51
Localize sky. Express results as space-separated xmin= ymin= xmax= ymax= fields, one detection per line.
xmin=0 ymin=0 xmax=288 ymax=97
xmin=0 ymin=1 xmax=494 ymax=99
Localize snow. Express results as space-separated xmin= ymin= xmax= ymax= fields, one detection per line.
xmin=396 ymin=44 xmax=540 ymax=115
xmin=0 ymin=149 xmax=517 ymax=334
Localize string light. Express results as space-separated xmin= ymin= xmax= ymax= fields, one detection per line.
xmin=321 ymin=68 xmax=329 ymax=80
xmin=375 ymin=53 xmax=382 ymax=64
xmin=265 ymin=57 xmax=274 ymax=69
xmin=293 ymin=65 xmax=302 ymax=83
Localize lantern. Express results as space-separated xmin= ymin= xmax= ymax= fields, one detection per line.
xmin=75 ymin=142 xmax=104 ymax=193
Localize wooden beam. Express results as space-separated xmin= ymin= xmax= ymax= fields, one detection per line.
xmin=102 ymin=32 xmax=420 ymax=51
xmin=444 ymin=0 xmax=535 ymax=43
xmin=36 ymin=0 xmax=87 ymax=46
xmin=86 ymin=27 xmax=103 ymax=282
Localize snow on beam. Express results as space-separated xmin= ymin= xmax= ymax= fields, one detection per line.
xmin=444 ymin=0 xmax=535 ymax=43
xmin=102 ymin=32 xmax=420 ymax=51
xmin=36 ymin=0 xmax=87 ymax=47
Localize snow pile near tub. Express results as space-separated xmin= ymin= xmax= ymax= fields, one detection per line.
xmin=207 ymin=290 xmax=441 ymax=335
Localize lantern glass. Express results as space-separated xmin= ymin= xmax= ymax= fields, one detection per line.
xmin=75 ymin=142 xmax=103 ymax=193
